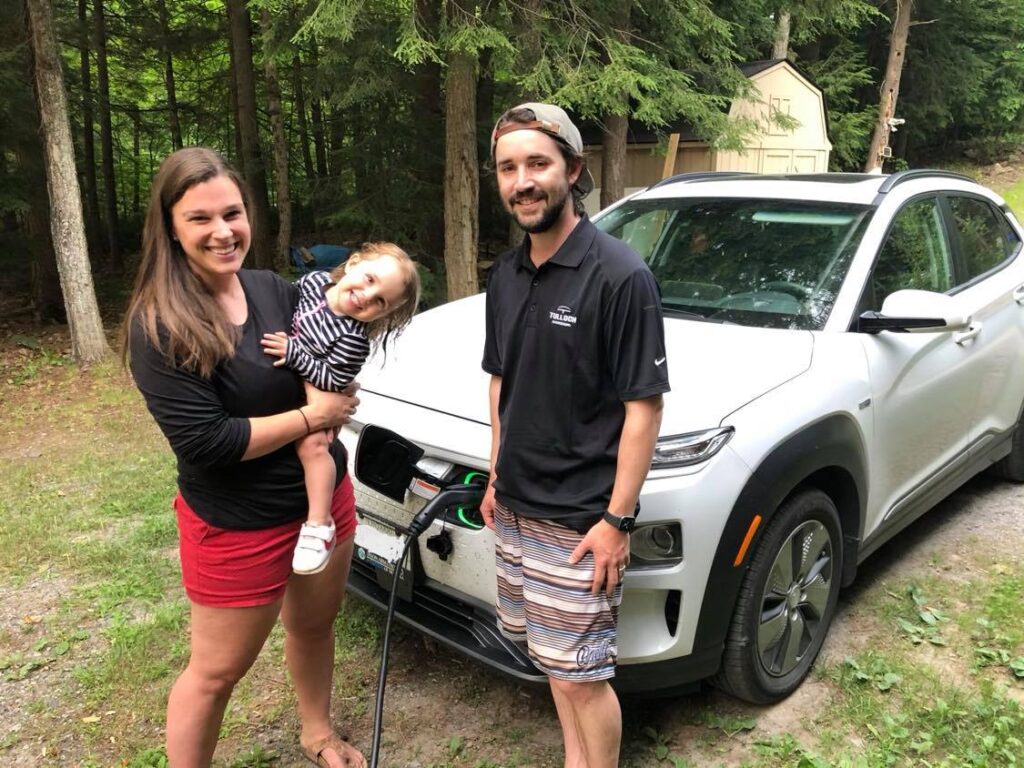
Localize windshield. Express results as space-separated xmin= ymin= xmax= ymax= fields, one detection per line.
xmin=596 ymin=197 xmax=873 ymax=330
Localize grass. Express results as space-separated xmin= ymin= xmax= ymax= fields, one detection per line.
xmin=1001 ymin=177 xmax=1024 ymax=218
xmin=2 ymin=332 xmax=1023 ymax=766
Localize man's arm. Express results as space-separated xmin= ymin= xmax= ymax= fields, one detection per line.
xmin=570 ymin=394 xmax=664 ymax=594
xmin=480 ymin=374 xmax=502 ymax=529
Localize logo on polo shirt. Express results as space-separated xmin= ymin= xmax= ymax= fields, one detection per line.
xmin=549 ymin=305 xmax=577 ymax=327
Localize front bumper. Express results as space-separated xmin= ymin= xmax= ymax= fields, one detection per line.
xmin=348 ymin=553 xmax=724 ymax=695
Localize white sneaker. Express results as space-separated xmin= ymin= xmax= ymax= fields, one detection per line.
xmin=292 ymin=521 xmax=337 ymax=575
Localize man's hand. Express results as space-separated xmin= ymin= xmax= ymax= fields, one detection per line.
xmin=260 ymin=331 xmax=290 ymax=366
xmin=569 ymin=521 xmax=630 ymax=596
xmin=479 ymin=476 xmax=497 ymax=530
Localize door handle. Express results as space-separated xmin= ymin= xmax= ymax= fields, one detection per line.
xmin=953 ymin=322 xmax=982 ymax=345
xmin=1014 ymin=284 xmax=1024 ymax=304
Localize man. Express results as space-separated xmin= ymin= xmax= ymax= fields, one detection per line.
xmin=480 ymin=103 xmax=669 ymax=767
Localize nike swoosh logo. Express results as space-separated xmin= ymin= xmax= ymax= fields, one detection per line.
xmin=655 ymin=357 xmax=666 ymax=366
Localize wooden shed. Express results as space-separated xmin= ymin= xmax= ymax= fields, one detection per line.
xmin=581 ymin=60 xmax=832 ymax=215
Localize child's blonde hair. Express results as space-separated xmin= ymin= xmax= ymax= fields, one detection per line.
xmin=330 ymin=242 xmax=421 ymax=350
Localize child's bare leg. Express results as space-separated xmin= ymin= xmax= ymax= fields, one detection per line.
xmin=296 ymin=430 xmax=336 ymax=526
xmin=292 ymin=430 xmax=338 ymax=575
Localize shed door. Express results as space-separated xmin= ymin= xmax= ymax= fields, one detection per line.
xmin=762 ymin=151 xmax=792 ymax=173
xmin=793 ymin=153 xmax=818 ymax=173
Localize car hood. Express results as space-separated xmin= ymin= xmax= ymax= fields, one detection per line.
xmin=358 ymin=293 xmax=814 ymax=434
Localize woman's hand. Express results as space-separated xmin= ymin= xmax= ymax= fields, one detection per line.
xmin=303 ymin=381 xmax=360 ymax=431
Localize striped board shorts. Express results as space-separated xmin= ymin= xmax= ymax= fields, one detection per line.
xmin=493 ymin=499 xmax=622 ymax=682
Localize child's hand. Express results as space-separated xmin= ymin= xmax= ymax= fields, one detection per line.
xmin=261 ymin=332 xmax=290 ymax=366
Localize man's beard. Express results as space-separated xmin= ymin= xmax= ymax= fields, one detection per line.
xmin=510 ymin=188 xmax=570 ymax=234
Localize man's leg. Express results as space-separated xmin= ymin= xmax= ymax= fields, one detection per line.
xmin=516 ymin=515 xmax=624 ymax=768
xmin=549 ymin=677 xmax=621 ymax=768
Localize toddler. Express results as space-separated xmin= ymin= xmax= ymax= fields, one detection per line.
xmin=262 ymin=242 xmax=420 ymax=574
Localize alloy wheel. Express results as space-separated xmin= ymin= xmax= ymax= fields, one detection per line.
xmin=756 ymin=520 xmax=834 ymax=677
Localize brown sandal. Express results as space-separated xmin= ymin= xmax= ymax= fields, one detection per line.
xmin=301 ymin=732 xmax=367 ymax=768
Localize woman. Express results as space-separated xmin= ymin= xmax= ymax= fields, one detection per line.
xmin=123 ymin=147 xmax=365 ymax=768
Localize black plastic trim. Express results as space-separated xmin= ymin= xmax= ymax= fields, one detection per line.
xmin=876 ymin=169 xmax=976 ymax=194
xmin=690 ymin=415 xmax=866 ymax=656
xmin=347 ymin=559 xmax=548 ymax=684
xmin=349 ymin=559 xmax=722 ymax=694
xmin=859 ymin=426 xmax=1014 ymax=560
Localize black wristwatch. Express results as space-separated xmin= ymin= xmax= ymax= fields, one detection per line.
xmin=602 ymin=511 xmax=636 ymax=532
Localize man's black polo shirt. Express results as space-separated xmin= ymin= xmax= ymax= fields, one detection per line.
xmin=482 ymin=215 xmax=670 ymax=525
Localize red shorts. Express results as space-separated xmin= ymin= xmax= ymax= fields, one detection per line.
xmin=173 ymin=474 xmax=357 ymax=608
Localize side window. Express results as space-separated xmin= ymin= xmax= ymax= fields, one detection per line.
xmin=947 ymin=196 xmax=1017 ymax=281
xmin=868 ymin=197 xmax=953 ymax=309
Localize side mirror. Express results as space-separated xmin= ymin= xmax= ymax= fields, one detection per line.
xmin=858 ymin=289 xmax=970 ymax=334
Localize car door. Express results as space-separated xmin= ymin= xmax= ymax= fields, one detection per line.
xmin=858 ymin=195 xmax=980 ymax=540
xmin=942 ymin=194 xmax=1024 ymax=449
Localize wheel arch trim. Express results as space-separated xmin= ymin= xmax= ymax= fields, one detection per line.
xmin=691 ymin=414 xmax=867 ymax=663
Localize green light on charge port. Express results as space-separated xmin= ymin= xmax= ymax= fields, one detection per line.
xmin=457 ymin=471 xmax=486 ymax=529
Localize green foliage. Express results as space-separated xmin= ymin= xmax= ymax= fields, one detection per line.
xmin=803 ymin=41 xmax=876 ymax=170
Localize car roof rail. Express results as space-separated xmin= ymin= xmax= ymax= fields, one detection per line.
xmin=648 ymin=171 xmax=756 ymax=190
xmin=877 ymin=169 xmax=976 ymax=194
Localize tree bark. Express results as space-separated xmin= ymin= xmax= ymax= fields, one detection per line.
xmin=414 ymin=0 xmax=445 ymax=263
xmin=77 ymin=0 xmax=101 ymax=258
xmin=600 ymin=112 xmax=628 ymax=209
xmin=865 ymin=0 xmax=913 ymax=172
xmin=262 ymin=9 xmax=290 ymax=270
xmin=309 ymin=44 xmax=328 ymax=178
xmin=17 ymin=105 xmax=63 ymax=322
xmin=226 ymin=25 xmax=243 ymax=165
xmin=92 ymin=0 xmax=120 ymax=270
xmin=225 ymin=0 xmax=274 ymax=269
xmin=772 ymin=8 xmax=791 ymax=60
xmin=26 ymin=0 xmax=109 ymax=363
xmin=599 ymin=2 xmax=631 ymax=210
xmin=444 ymin=51 xmax=479 ymax=301
xmin=130 ymin=105 xmax=141 ymax=213
xmin=292 ymin=53 xmax=315 ymax=181
xmin=155 ymin=0 xmax=182 ymax=149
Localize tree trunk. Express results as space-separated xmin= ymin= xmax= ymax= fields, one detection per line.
xmin=26 ymin=0 xmax=109 ymax=363
xmin=17 ymin=111 xmax=64 ymax=322
xmin=599 ymin=3 xmax=631 ymax=210
xmin=92 ymin=0 xmax=120 ymax=270
xmin=262 ymin=9 xmax=290 ymax=270
xmin=225 ymin=0 xmax=274 ymax=269
xmin=412 ymin=0 xmax=444 ymax=263
xmin=309 ymin=44 xmax=328 ymax=178
xmin=865 ymin=0 xmax=913 ymax=173
xmin=772 ymin=8 xmax=791 ymax=60
xmin=131 ymin=106 xmax=141 ymax=214
xmin=292 ymin=53 xmax=315 ymax=181
xmin=444 ymin=51 xmax=479 ymax=301
xmin=77 ymin=0 xmax=101 ymax=258
xmin=600 ymin=112 xmax=628 ymax=209
xmin=155 ymin=0 xmax=182 ymax=149
xmin=226 ymin=27 xmax=243 ymax=165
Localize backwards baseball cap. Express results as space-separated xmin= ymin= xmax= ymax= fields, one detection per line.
xmin=491 ymin=102 xmax=594 ymax=197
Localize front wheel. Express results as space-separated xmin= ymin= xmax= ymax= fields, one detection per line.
xmin=713 ymin=488 xmax=843 ymax=704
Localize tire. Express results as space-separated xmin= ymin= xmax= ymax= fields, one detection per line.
xmin=713 ymin=487 xmax=843 ymax=704
xmin=988 ymin=409 xmax=1024 ymax=483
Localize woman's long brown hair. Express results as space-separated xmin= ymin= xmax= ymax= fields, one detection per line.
xmin=121 ymin=148 xmax=251 ymax=378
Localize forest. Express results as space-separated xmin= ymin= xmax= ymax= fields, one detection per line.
xmin=3 ymin=0 xmax=1024 ymax=362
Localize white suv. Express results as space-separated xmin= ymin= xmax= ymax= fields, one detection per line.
xmin=339 ymin=170 xmax=1024 ymax=703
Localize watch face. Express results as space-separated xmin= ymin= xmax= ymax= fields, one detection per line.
xmin=604 ymin=512 xmax=634 ymax=531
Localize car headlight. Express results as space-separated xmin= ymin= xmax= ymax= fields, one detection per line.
xmin=630 ymin=523 xmax=683 ymax=567
xmin=652 ymin=427 xmax=734 ymax=468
